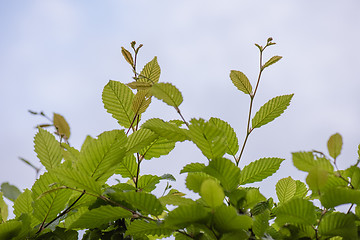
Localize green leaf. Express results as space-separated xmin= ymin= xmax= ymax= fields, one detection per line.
xmin=251 ymin=94 xmax=293 ymax=129
xmin=294 ymin=180 xmax=308 ymax=198
xmin=318 ymin=212 xmax=357 ymax=240
xmin=69 ymin=205 xmax=132 ymax=229
xmin=132 ymin=90 xmax=152 ymax=115
xmin=53 ymin=113 xmax=70 ymax=140
xmin=209 ymin=118 xmax=239 ymax=156
xmin=111 ymin=191 xmax=164 ymax=216
xmin=151 ymin=82 xmax=183 ymax=107
xmin=229 ymin=70 xmax=252 ymax=95
xmin=262 ymin=55 xmax=282 ymax=69
xmin=186 ymin=172 xmax=214 ymax=193
xmin=203 ymin=158 xmax=240 ymax=191
xmin=0 ymin=182 xmax=21 ymax=202
xmin=126 ymin=128 xmax=158 ymax=155
xmin=142 ymin=118 xmax=189 ymax=142
xmin=180 ymin=162 xmax=206 ymax=174
xmin=306 ymin=167 xmax=329 ymax=192
xmin=320 ymin=187 xmax=360 ymax=208
xmin=275 ymin=198 xmax=316 ymax=226
xmin=34 ymin=128 xmax=62 ymax=171
xmin=244 ymin=188 xmax=266 ymax=209
xmin=126 ymin=220 xmax=174 ymax=237
xmin=53 ymin=168 xmax=102 ymax=195
xmin=187 ymin=118 xmax=227 ymax=159
xmin=165 ymin=204 xmax=209 ymax=228
xmin=347 ymin=166 xmax=360 ymax=189
xmin=36 ymin=226 xmax=78 ymax=240
xmin=121 ymin=47 xmax=134 ymax=66
xmin=102 ymin=80 xmax=135 ymax=128
xmin=13 ymin=189 xmax=33 ymax=218
xmin=276 ymin=176 xmax=296 ymax=203
xmin=0 ymin=192 xmax=8 ymax=222
xmin=127 ymin=81 xmax=153 ymax=90
xmin=253 ymin=209 xmax=270 ymax=238
xmin=239 ymin=157 xmax=284 ymax=185
xmin=32 ymin=172 xmax=72 ymax=223
xmin=213 ymin=205 xmax=252 ymax=233
xmin=292 ymin=152 xmax=334 ymax=172
xmin=115 ymin=155 xmax=137 ymax=179
xmin=76 ymin=130 xmax=127 ymax=183
xmin=141 ymin=137 xmax=176 ymax=160
xmin=0 ymin=221 xmax=22 ymax=239
xmin=159 ymin=191 xmax=195 ymax=207
xmin=327 ymin=133 xmax=343 ymax=159
xmin=200 ymin=179 xmax=224 ymax=208
xmin=137 ymin=174 xmax=161 ymax=192
xmin=139 ymin=56 xmax=161 ymax=83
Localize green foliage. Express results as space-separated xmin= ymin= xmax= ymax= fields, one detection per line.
xmin=1 ymin=38 xmax=359 ymax=239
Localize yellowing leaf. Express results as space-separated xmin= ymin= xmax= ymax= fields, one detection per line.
xmin=53 ymin=113 xmax=70 ymax=140
xmin=327 ymin=133 xmax=342 ymax=159
xmin=151 ymin=82 xmax=183 ymax=108
xmin=230 ymin=70 xmax=252 ymax=95
xmin=121 ymin=47 xmax=134 ymax=66
xmin=139 ymin=56 xmax=161 ymax=83
xmin=262 ymin=55 xmax=282 ymax=69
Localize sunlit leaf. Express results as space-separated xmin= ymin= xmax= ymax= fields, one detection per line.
xmin=165 ymin=204 xmax=209 ymax=228
xmin=275 ymin=198 xmax=316 ymax=226
xmin=292 ymin=152 xmax=333 ymax=173
xmin=209 ymin=118 xmax=239 ymax=156
xmin=137 ymin=174 xmax=161 ymax=192
xmin=318 ymin=212 xmax=357 ymax=239
xmin=159 ymin=191 xmax=195 ymax=207
xmin=187 ymin=118 xmax=227 ymax=159
xmin=239 ymin=157 xmax=284 ymax=185
xmin=34 ymin=128 xmax=62 ymax=171
xmin=251 ymin=94 xmax=293 ymax=129
xmin=276 ymin=176 xmax=296 ymax=203
xmin=185 ymin=172 xmax=214 ymax=194
xmin=320 ymin=187 xmax=360 ymax=208
xmin=200 ymin=179 xmax=224 ymax=208
xmin=141 ymin=137 xmax=176 ymax=160
xmin=139 ymin=56 xmax=161 ymax=83
xmin=126 ymin=128 xmax=158 ymax=155
xmin=180 ymin=162 xmax=206 ymax=174
xmin=132 ymin=90 xmax=152 ymax=115
xmin=262 ymin=56 xmax=282 ymax=69
xmin=121 ymin=47 xmax=134 ymax=66
xmin=229 ymin=70 xmax=252 ymax=95
xmin=327 ymin=133 xmax=342 ymax=159
xmin=306 ymin=167 xmax=329 ymax=192
xmin=102 ymin=80 xmax=135 ymax=128
xmin=126 ymin=220 xmax=174 ymax=237
xmin=203 ymin=158 xmax=240 ymax=191
xmin=1 ymin=182 xmax=21 ymax=202
xmin=151 ymin=82 xmax=183 ymax=107
xmin=115 ymin=155 xmax=137 ymax=179
xmin=294 ymin=180 xmax=308 ymax=198
xmin=53 ymin=113 xmax=70 ymax=140
xmin=142 ymin=118 xmax=189 ymax=142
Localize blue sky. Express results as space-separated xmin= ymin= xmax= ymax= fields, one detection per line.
xmin=1 ymin=1 xmax=360 ymax=202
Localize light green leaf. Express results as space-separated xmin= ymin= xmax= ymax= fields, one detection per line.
xmin=209 ymin=118 xmax=239 ymax=156
xmin=244 ymin=188 xmax=266 ymax=209
xmin=141 ymin=137 xmax=176 ymax=160
xmin=13 ymin=189 xmax=32 ymax=218
xmin=142 ymin=118 xmax=189 ymax=142
xmin=53 ymin=168 xmax=102 ymax=195
xmin=213 ymin=205 xmax=252 ymax=233
xmin=69 ymin=205 xmax=132 ymax=229
xmin=151 ymin=82 xmax=183 ymax=107
xmin=320 ymin=187 xmax=360 ymax=208
xmin=137 ymin=174 xmax=161 ymax=192
xmin=0 ymin=182 xmax=21 ymax=202
xmin=292 ymin=152 xmax=333 ymax=172
xmin=0 ymin=192 xmax=8 ymax=222
xmin=132 ymin=90 xmax=152 ymax=115
xmin=262 ymin=56 xmax=282 ymax=69
xmin=111 ymin=191 xmax=164 ymax=216
xmin=229 ymin=70 xmax=252 ymax=95
xmin=186 ymin=172 xmax=214 ymax=194
xmin=34 ymin=128 xmax=62 ymax=171
xmin=180 ymin=162 xmax=206 ymax=174
xmin=126 ymin=220 xmax=174 ymax=237
xmin=76 ymin=130 xmax=127 ymax=183
xmin=275 ymin=198 xmax=316 ymax=226
xmin=318 ymin=212 xmax=357 ymax=240
xmin=159 ymin=192 xmax=195 ymax=207
xmin=139 ymin=56 xmax=161 ymax=83
xmin=165 ymin=204 xmax=209 ymax=228
xmin=32 ymin=172 xmax=72 ymax=223
xmin=203 ymin=158 xmax=240 ymax=191
xmin=240 ymin=157 xmax=284 ymax=185
xmin=127 ymin=81 xmax=153 ymax=90
xmin=53 ymin=113 xmax=70 ymax=140
xmin=251 ymin=94 xmax=293 ymax=129
xmin=0 ymin=221 xmax=22 ymax=239
xmin=115 ymin=155 xmax=137 ymax=179
xmin=327 ymin=133 xmax=342 ymax=159
xmin=306 ymin=167 xmax=329 ymax=192
xmin=347 ymin=166 xmax=360 ymax=189
xmin=253 ymin=209 xmax=270 ymax=238
xmin=121 ymin=47 xmax=133 ymax=66
xmin=294 ymin=180 xmax=308 ymax=198
xmin=188 ymin=118 xmax=227 ymax=159
xmin=276 ymin=176 xmax=296 ymax=203
xmin=126 ymin=128 xmax=158 ymax=155
xmin=102 ymin=80 xmax=135 ymax=128
xmin=200 ymin=179 xmax=224 ymax=208
xmin=61 ymin=143 xmax=79 ymax=166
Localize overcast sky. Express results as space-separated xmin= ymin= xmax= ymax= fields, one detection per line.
xmin=1 ymin=1 xmax=360 ymax=203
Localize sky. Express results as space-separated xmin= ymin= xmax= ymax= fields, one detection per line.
xmin=1 ymin=1 xmax=360 ymax=207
